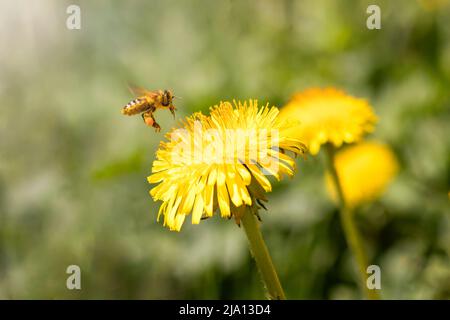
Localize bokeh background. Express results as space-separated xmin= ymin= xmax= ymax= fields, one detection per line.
xmin=0 ymin=0 xmax=449 ymax=299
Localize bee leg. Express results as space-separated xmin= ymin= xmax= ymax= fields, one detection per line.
xmin=152 ymin=120 xmax=161 ymax=132
xmin=170 ymin=105 xmax=176 ymax=119
xmin=142 ymin=111 xmax=161 ymax=132
xmin=142 ymin=112 xmax=155 ymax=128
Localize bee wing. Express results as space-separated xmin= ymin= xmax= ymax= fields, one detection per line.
xmin=128 ymin=85 xmax=159 ymax=99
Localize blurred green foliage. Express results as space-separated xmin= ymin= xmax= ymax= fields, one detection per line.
xmin=0 ymin=0 xmax=449 ymax=299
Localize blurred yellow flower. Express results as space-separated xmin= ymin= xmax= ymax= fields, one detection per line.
xmin=326 ymin=141 xmax=399 ymax=208
xmin=280 ymin=88 xmax=377 ymax=155
xmin=148 ymin=100 xmax=306 ymax=231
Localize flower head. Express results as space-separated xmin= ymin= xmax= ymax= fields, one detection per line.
xmin=279 ymin=88 xmax=377 ymax=155
xmin=148 ymin=100 xmax=306 ymax=231
xmin=326 ymin=141 xmax=399 ymax=208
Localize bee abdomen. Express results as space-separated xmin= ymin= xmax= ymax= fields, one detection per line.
xmin=121 ymin=98 xmax=147 ymax=115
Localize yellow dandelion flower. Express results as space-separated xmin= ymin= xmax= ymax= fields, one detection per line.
xmin=148 ymin=100 xmax=306 ymax=231
xmin=326 ymin=141 xmax=399 ymax=208
xmin=280 ymin=88 xmax=377 ymax=155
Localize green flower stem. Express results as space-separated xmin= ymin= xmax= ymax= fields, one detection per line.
xmin=240 ymin=208 xmax=286 ymax=300
xmin=325 ymin=144 xmax=380 ymax=300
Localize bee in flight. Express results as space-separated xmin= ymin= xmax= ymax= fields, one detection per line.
xmin=121 ymin=87 xmax=177 ymax=132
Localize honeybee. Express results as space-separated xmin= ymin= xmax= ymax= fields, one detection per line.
xmin=121 ymin=87 xmax=177 ymax=132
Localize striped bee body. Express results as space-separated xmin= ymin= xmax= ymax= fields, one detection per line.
xmin=120 ymin=87 xmax=176 ymax=132
xmin=121 ymin=97 xmax=154 ymax=116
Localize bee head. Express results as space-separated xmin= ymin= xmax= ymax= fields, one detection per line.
xmin=162 ymin=90 xmax=173 ymax=107
xmin=163 ymin=90 xmax=176 ymax=118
